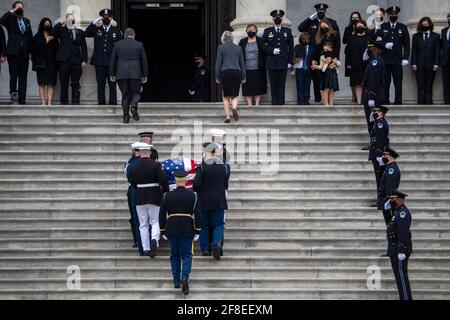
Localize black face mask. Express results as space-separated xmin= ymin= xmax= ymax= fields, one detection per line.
xmin=300 ymin=41 xmax=309 ymax=46
xmin=321 ymin=27 xmax=329 ymax=34
xmin=43 ymin=25 xmax=52 ymax=32
xmin=274 ymin=17 xmax=282 ymax=25
xmin=422 ymin=25 xmax=431 ymax=31
xmin=389 ymin=15 xmax=398 ymax=23
xmin=103 ymin=17 xmax=111 ymax=25
xmin=351 ymin=19 xmax=359 ymax=25
xmin=15 ymin=8 xmax=24 ymax=16
xmin=323 ymin=51 xmax=332 ymax=58
xmin=356 ymin=27 xmax=366 ymax=34
xmin=247 ymin=31 xmax=257 ymax=38
xmin=317 ymin=11 xmax=326 ymax=20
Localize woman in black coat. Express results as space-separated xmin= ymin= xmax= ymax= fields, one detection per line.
xmin=32 ymin=18 xmax=58 ymax=106
xmin=238 ymin=24 xmax=268 ymax=108
xmin=343 ymin=12 xmax=362 ymax=102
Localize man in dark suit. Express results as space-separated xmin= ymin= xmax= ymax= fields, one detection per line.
xmin=0 ymin=1 xmax=33 ymax=105
xmin=376 ymin=6 xmax=410 ymax=105
xmin=53 ymin=13 xmax=88 ymax=105
xmin=411 ymin=17 xmax=440 ymax=105
xmin=85 ymin=9 xmax=123 ymax=105
xmin=110 ymin=28 xmax=148 ymax=124
xmin=441 ymin=13 xmax=450 ymax=104
xmin=0 ymin=25 xmax=6 ymax=74
xmin=262 ymin=9 xmax=294 ymax=105
xmin=298 ymin=3 xmax=340 ymax=103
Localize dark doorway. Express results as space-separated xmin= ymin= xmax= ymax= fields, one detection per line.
xmin=128 ymin=5 xmax=203 ymax=102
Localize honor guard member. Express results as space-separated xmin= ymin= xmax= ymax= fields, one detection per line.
xmin=376 ymin=6 xmax=410 ymax=105
xmin=298 ymin=3 xmax=341 ymax=103
xmin=159 ymin=170 xmax=201 ymax=295
xmin=139 ymin=131 xmax=158 ymax=161
xmin=369 ymin=104 xmax=390 ymax=206
xmin=129 ymin=143 xmax=169 ymax=258
xmin=193 ymin=142 xmax=231 ymax=260
xmin=378 ymin=148 xmax=401 ymax=225
xmin=85 ymin=9 xmax=123 ymax=105
xmin=385 ymin=190 xmax=413 ymax=300
xmin=189 ymin=56 xmax=209 ymax=102
xmin=262 ymin=10 xmax=294 ymax=105
xmin=210 ymin=129 xmax=228 ymax=164
xmin=362 ymin=41 xmax=385 ymax=133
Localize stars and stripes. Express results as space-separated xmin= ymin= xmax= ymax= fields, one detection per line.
xmin=161 ymin=157 xmax=198 ymax=190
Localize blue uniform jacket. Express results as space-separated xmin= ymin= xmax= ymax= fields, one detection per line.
xmin=387 ymin=205 xmax=413 ymax=256
xmin=261 ymin=26 xmax=294 ymax=70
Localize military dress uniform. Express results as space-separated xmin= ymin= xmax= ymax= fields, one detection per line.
xmin=262 ymin=10 xmax=294 ymax=105
xmin=362 ymin=41 xmax=385 ymax=132
xmin=378 ymin=148 xmax=401 ymax=225
xmin=369 ymin=105 xmax=390 ymax=193
xmin=85 ymin=9 xmax=123 ymax=105
xmin=139 ymin=131 xmax=159 ymax=161
xmin=376 ymin=6 xmax=410 ymax=105
xmin=386 ymin=191 xmax=413 ymax=300
xmin=159 ymin=170 xmax=201 ymax=294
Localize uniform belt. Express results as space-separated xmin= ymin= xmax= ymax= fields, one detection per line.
xmin=168 ymin=213 xmax=193 ymax=218
xmin=136 ymin=183 xmax=160 ymax=188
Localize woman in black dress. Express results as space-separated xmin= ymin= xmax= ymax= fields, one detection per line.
xmin=31 ymin=18 xmax=58 ymax=106
xmin=345 ymin=20 xmax=370 ymax=104
xmin=343 ymin=11 xmax=362 ymax=102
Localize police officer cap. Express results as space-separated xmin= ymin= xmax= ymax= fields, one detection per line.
xmin=367 ymin=40 xmax=383 ymax=49
xmin=386 ymin=6 xmax=400 ymax=14
xmin=384 ymin=147 xmax=400 ymax=159
xmin=374 ymin=105 xmax=389 ymax=113
xmin=390 ymin=190 xmax=408 ymax=200
xmin=314 ymin=3 xmax=329 ymax=11
xmin=138 ymin=131 xmax=154 ymax=138
xmin=173 ymin=170 xmax=189 ymax=179
xmin=99 ymin=8 xmax=113 ymax=17
xmin=270 ymin=10 xmax=285 ymax=17
xmin=210 ymin=129 xmax=226 ymax=138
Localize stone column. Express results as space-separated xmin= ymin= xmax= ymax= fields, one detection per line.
xmin=59 ymin=0 xmax=110 ymax=103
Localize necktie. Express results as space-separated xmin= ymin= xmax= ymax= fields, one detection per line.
xmin=18 ymin=18 xmax=26 ymax=34
xmin=303 ymin=47 xmax=308 ymax=70
xmin=72 ymin=29 xmax=76 ymax=41
xmin=425 ymin=32 xmax=429 ymax=41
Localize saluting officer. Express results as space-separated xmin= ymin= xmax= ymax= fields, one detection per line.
xmin=262 ymin=10 xmax=294 ymax=105
xmin=362 ymin=41 xmax=385 ymax=133
xmin=369 ymin=105 xmax=390 ymax=205
xmin=159 ymin=170 xmax=201 ymax=295
xmin=385 ymin=190 xmax=413 ymax=300
xmin=85 ymin=9 xmax=123 ymax=105
xmin=376 ymin=6 xmax=410 ymax=105
xmin=378 ymin=148 xmax=401 ymax=225
xmin=139 ymin=131 xmax=159 ymax=161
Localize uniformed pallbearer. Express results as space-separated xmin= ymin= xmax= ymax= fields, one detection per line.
xmin=262 ymin=10 xmax=294 ymax=105
xmin=378 ymin=147 xmax=401 ymax=225
xmin=139 ymin=131 xmax=159 ymax=161
xmin=385 ymin=190 xmax=413 ymax=300
xmin=159 ymin=170 xmax=201 ymax=295
xmin=85 ymin=9 xmax=123 ymax=105
xmin=369 ymin=105 xmax=390 ymax=206
xmin=376 ymin=6 xmax=410 ymax=105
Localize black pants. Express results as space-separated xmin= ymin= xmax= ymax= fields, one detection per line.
xmin=95 ymin=65 xmax=117 ymax=105
xmin=384 ymin=63 xmax=403 ymax=104
xmin=415 ymin=68 xmax=436 ymax=104
xmin=390 ymin=255 xmax=412 ymax=300
xmin=362 ymin=91 xmax=373 ymax=134
xmin=442 ymin=64 xmax=450 ymax=104
xmin=268 ymin=69 xmax=287 ymax=105
xmin=295 ymin=68 xmax=311 ymax=105
xmin=118 ymin=79 xmax=141 ymax=116
xmin=127 ymin=186 xmax=137 ymax=246
xmin=311 ymin=69 xmax=322 ymax=102
xmin=7 ymin=55 xmax=29 ymax=104
xmin=59 ymin=62 xmax=82 ymax=105
xmin=371 ymin=159 xmax=384 ymax=192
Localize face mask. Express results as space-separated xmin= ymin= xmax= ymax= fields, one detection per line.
xmin=356 ymin=27 xmax=366 ymax=34
xmin=389 ymin=15 xmax=398 ymax=23
xmin=317 ymin=11 xmax=326 ymax=20
xmin=247 ymin=31 xmax=257 ymax=38
xmin=300 ymin=41 xmax=309 ymax=46
xmin=351 ymin=19 xmax=359 ymax=25
xmin=103 ymin=17 xmax=110 ymax=25
xmin=376 ymin=16 xmax=384 ymax=22
xmin=274 ymin=17 xmax=282 ymax=25
xmin=15 ymin=8 xmax=24 ymax=16
xmin=43 ymin=25 xmax=52 ymax=32
xmin=422 ymin=25 xmax=431 ymax=31
xmin=324 ymin=51 xmax=332 ymax=58
xmin=321 ymin=27 xmax=329 ymax=34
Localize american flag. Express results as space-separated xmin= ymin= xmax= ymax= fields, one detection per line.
xmin=161 ymin=157 xmax=198 ymax=190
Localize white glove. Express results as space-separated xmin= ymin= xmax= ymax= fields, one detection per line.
xmin=402 ymin=60 xmax=409 ymax=66
xmin=193 ymin=234 xmax=199 ymax=242
xmin=398 ymin=253 xmax=406 ymax=261
xmin=368 ymin=99 xmax=375 ymax=107
xmin=287 ymin=63 xmax=292 ymax=69
xmin=369 ymin=112 xmax=375 ymax=123
xmin=93 ymin=17 xmax=102 ymax=24
xmin=309 ymin=12 xmax=318 ymax=20
xmin=376 ymin=156 xmax=385 ymax=167
xmin=362 ymin=49 xmax=370 ymax=61
xmin=385 ymin=42 xmax=394 ymax=50
xmin=162 ymin=235 xmax=168 ymax=241
xmin=384 ymin=199 xmax=392 ymax=210
xmin=189 ymin=89 xmax=195 ymax=96
xmin=273 ymin=48 xmax=281 ymax=55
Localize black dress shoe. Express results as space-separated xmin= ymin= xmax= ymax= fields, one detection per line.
xmin=174 ymin=284 xmax=181 ymax=289
xmin=143 ymin=250 xmax=150 ymax=256
xmin=132 ymin=243 xmax=137 ymax=248
xmin=123 ymin=115 xmax=130 ymax=124
xmin=181 ymin=280 xmax=189 ymax=295
xmin=131 ymin=107 xmax=139 ymax=121
xmin=224 ymin=119 xmax=231 ymax=124
xmin=211 ymin=244 xmax=221 ymax=261
xmin=202 ymin=251 xmax=211 ymax=256
xmin=149 ymin=239 xmax=157 ymax=259
xmin=232 ymin=108 xmax=239 ymax=121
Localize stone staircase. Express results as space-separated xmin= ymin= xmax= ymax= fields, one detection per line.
xmin=0 ymin=103 xmax=449 ymax=299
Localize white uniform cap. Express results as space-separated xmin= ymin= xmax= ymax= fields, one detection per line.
xmin=132 ymin=142 xmax=152 ymax=151
xmin=210 ymin=129 xmax=226 ymax=138
xmin=131 ymin=142 xmax=142 ymax=150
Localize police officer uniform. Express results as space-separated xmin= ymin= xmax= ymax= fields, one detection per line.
xmin=386 ymin=190 xmax=413 ymax=300
xmin=362 ymin=41 xmax=385 ymax=132
xmin=85 ymin=9 xmax=123 ymax=105
xmin=189 ymin=57 xmax=209 ymax=102
xmin=378 ymin=148 xmax=401 ymax=225
xmin=369 ymin=105 xmax=390 ymax=198
xmin=159 ymin=170 xmax=201 ymax=295
xmin=262 ymin=10 xmax=294 ymax=105
xmin=139 ymin=131 xmax=159 ymax=161
xmin=376 ymin=6 xmax=410 ymax=105
xmin=129 ymin=143 xmax=169 ymax=258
